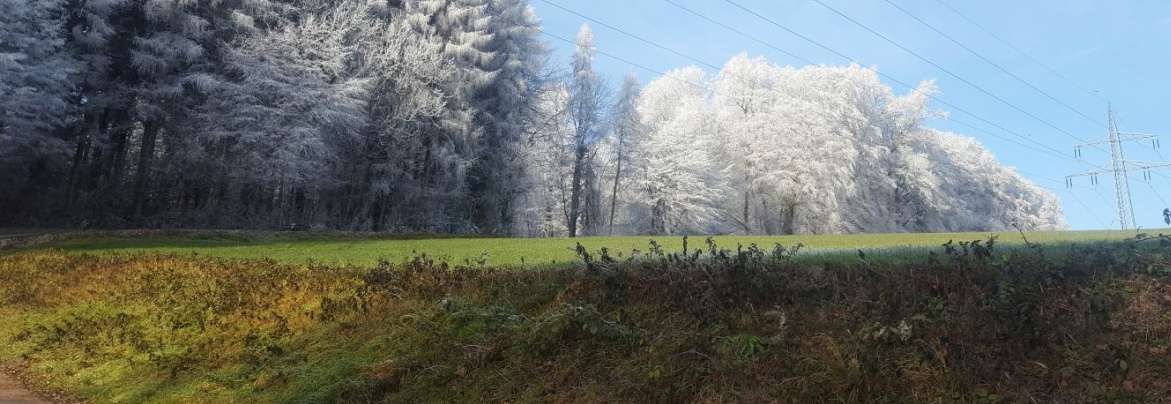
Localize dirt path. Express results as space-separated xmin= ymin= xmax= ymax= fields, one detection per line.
xmin=0 ymin=230 xmax=67 ymax=250
xmin=0 ymin=373 xmax=48 ymax=404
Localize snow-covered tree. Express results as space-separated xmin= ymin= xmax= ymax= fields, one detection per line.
xmin=634 ymin=55 xmax=1064 ymax=234
xmin=904 ymin=129 xmax=1066 ymax=231
xmin=635 ymin=67 xmax=722 ymax=235
xmin=603 ymin=73 xmax=644 ymax=235
xmin=564 ymin=24 xmax=607 ymax=237
xmin=516 ymin=83 xmax=574 ymax=236
xmin=196 ymin=0 xmax=379 ymax=227
xmin=0 ymin=0 xmax=77 ymax=141
xmin=465 ymin=0 xmax=545 ymax=234
xmin=0 ymin=0 xmax=79 ymax=213
xmin=400 ymin=0 xmax=547 ymax=233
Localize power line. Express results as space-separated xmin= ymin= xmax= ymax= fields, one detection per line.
xmin=535 ymin=28 xmax=713 ymax=94
xmin=544 ymin=0 xmax=1109 ymax=190
xmin=721 ymin=0 xmax=870 ymax=69
xmin=535 ymin=0 xmax=722 ymax=71
xmin=1143 ymin=180 xmax=1169 ymax=207
xmin=1036 ymin=183 xmax=1112 ymax=229
xmin=1015 ymin=169 xmax=1064 ymax=185
xmin=1058 ymin=188 xmax=1112 ymax=229
xmin=805 ymin=0 xmax=1099 ymax=149
xmin=542 ymin=1 xmax=1118 ymax=229
xmin=1090 ymin=186 xmax=1117 ymax=220
xmin=929 ymin=0 xmax=1106 ymax=102
xmin=710 ymin=0 xmax=1106 ymax=168
xmin=944 ymin=116 xmax=1078 ymax=162
xmin=879 ymin=0 xmax=1105 ymax=128
xmin=947 ymin=115 xmax=1109 ymax=172
xmin=664 ymin=0 xmax=809 ymax=64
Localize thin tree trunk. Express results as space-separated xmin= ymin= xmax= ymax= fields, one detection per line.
xmin=86 ymin=109 xmax=111 ymax=192
xmin=742 ymin=187 xmax=751 ymax=234
xmin=66 ymin=121 xmax=93 ymax=206
xmin=782 ymin=201 xmax=797 ymax=235
xmin=568 ymin=142 xmax=586 ymax=238
xmin=132 ymin=121 xmax=160 ymax=217
xmin=608 ymin=141 xmax=623 ymax=235
xmin=107 ymin=109 xmax=131 ymax=185
xmin=651 ymin=198 xmax=667 ymax=235
xmin=761 ymin=197 xmax=773 ymax=235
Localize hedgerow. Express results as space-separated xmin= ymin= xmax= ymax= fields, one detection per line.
xmin=2 ymin=236 xmax=1170 ymax=402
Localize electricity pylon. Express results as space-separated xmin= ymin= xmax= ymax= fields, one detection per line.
xmin=1066 ymin=105 xmax=1168 ymax=230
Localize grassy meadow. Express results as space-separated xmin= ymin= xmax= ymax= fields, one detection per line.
xmin=27 ymin=229 xmax=1153 ymax=267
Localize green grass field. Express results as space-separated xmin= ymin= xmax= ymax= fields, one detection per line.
xmin=33 ymin=229 xmax=1155 ymax=267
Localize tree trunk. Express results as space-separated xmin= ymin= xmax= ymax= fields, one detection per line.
xmin=782 ymin=201 xmax=797 ymax=235
xmin=66 ymin=121 xmax=93 ymax=206
xmin=106 ymin=109 xmax=132 ymax=185
xmin=85 ymin=109 xmax=112 ymax=192
xmin=607 ymin=143 xmax=623 ymax=235
xmin=567 ymin=142 xmax=586 ymax=237
xmin=581 ymin=161 xmax=601 ymax=236
xmin=651 ymin=199 xmax=668 ymax=235
xmin=132 ymin=121 xmax=160 ymax=217
xmin=742 ymin=187 xmax=751 ymax=234
xmin=761 ymin=197 xmax=773 ymax=235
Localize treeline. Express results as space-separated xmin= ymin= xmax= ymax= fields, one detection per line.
xmin=0 ymin=0 xmax=1063 ymax=235
xmin=2 ymin=0 xmax=545 ymax=233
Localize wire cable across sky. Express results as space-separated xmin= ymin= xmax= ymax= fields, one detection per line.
xmin=879 ymin=0 xmax=1106 ymax=128
xmin=536 ymin=0 xmax=722 ymax=71
xmin=807 ymin=0 xmax=1100 ymax=148
xmin=539 ymin=0 xmax=1112 ymax=173
xmin=928 ymin=0 xmax=1107 ymax=102
xmin=707 ymin=0 xmax=1109 ymax=167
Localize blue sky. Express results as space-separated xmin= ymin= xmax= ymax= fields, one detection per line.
xmin=530 ymin=0 xmax=1171 ymax=230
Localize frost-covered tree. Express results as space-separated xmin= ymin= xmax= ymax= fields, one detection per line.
xmin=603 ymin=73 xmax=643 ymax=235
xmin=712 ymin=55 xmax=772 ymax=233
xmin=634 ymin=55 xmax=1064 ymax=234
xmin=197 ymin=0 xmax=379 ymax=227
xmin=45 ymin=0 xmax=289 ymax=221
xmin=400 ymin=0 xmax=547 ymax=233
xmin=196 ymin=0 xmax=476 ymax=231
xmin=903 ymin=129 xmax=1066 ymax=231
xmin=563 ymin=24 xmax=607 ymax=237
xmin=711 ymin=56 xmax=855 ymax=234
xmin=57 ymin=0 xmax=135 ymax=213
xmin=465 ymin=0 xmax=545 ymax=234
xmin=123 ymin=0 xmax=295 ymax=215
xmin=0 ymin=0 xmax=77 ymax=142
xmin=635 ymin=67 xmax=722 ymax=235
xmin=0 ymin=0 xmax=80 ymax=214
xmin=357 ymin=4 xmax=468 ymax=231
xmin=516 ymin=84 xmax=574 ymax=236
